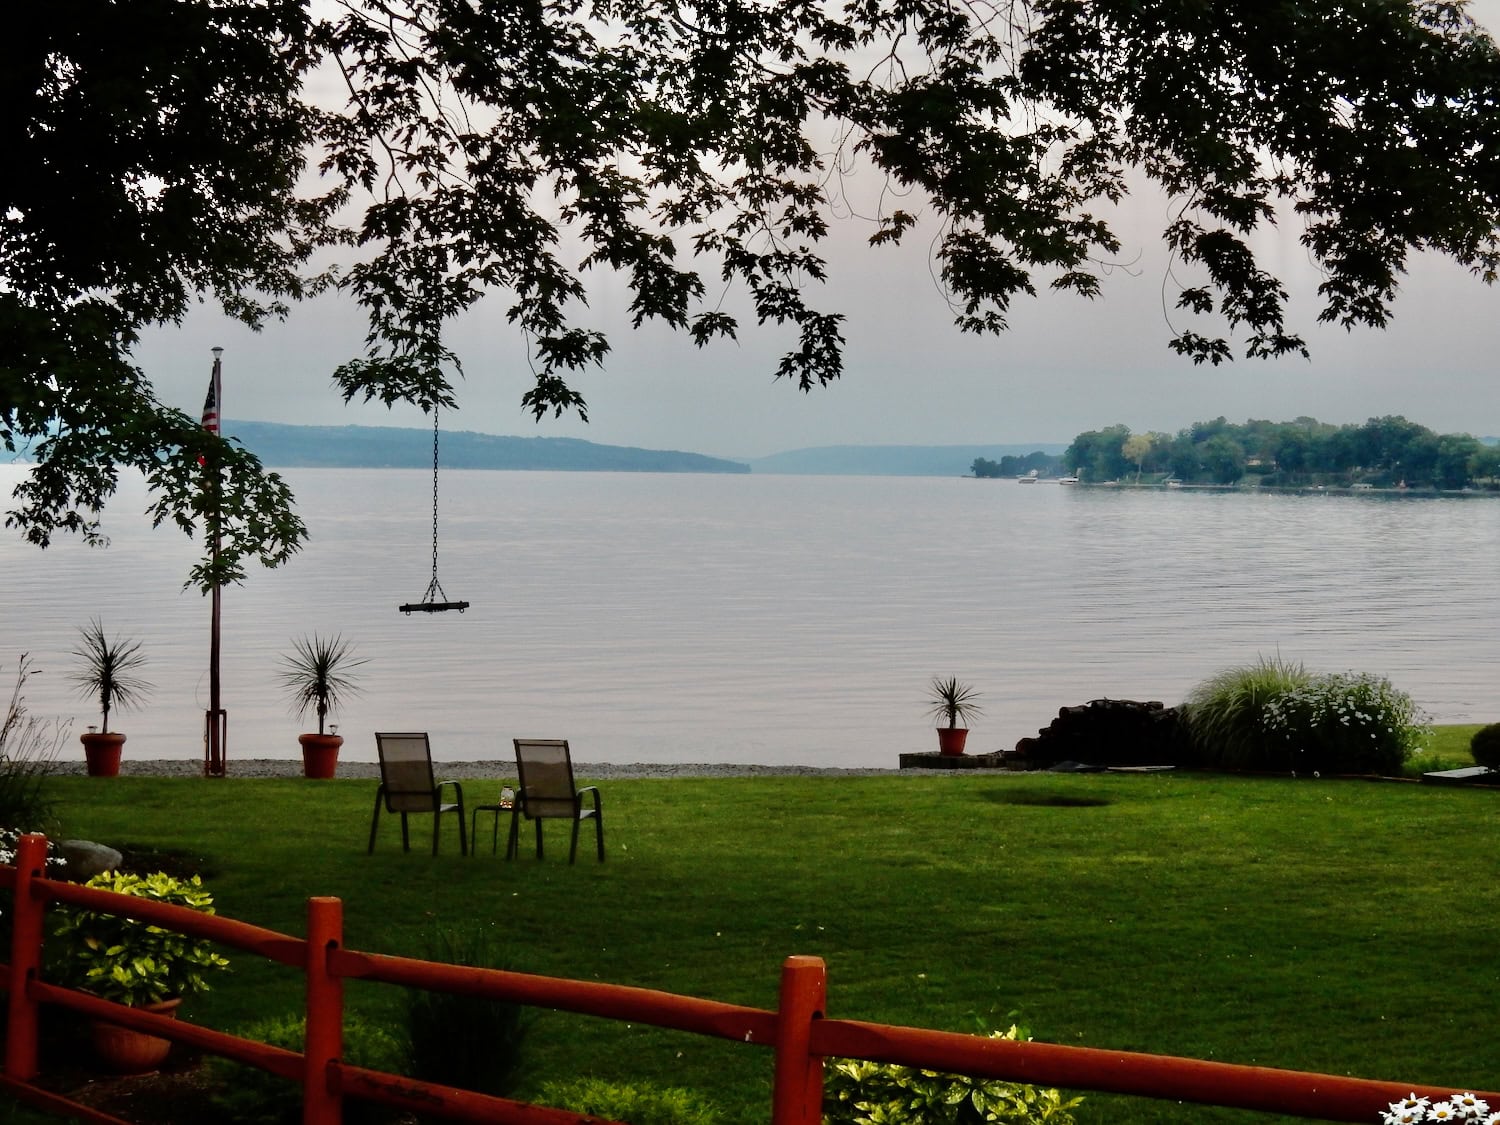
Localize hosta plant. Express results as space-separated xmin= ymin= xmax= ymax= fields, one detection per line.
xmin=50 ymin=871 xmax=230 ymax=1006
xmin=823 ymin=1025 xmax=1082 ymax=1125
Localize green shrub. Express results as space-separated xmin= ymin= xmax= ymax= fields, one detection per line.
xmin=823 ymin=1025 xmax=1082 ymax=1125
xmin=205 ymin=1012 xmax=406 ymax=1125
xmin=1261 ymin=672 xmax=1429 ymax=776
xmin=1403 ymin=750 xmax=1471 ymax=779
xmin=1470 ymin=724 xmax=1500 ymax=771
xmin=536 ymin=1077 xmax=721 ymax=1125
xmin=49 ymin=871 xmax=230 ymax=1005
xmin=403 ymin=924 xmax=529 ymax=1098
xmin=1181 ymin=656 xmax=1311 ymax=770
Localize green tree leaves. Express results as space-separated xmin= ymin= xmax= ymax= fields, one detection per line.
xmin=7 ymin=1 xmax=1500 ymax=587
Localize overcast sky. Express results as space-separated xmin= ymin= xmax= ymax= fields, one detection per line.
xmin=134 ymin=3 xmax=1500 ymax=462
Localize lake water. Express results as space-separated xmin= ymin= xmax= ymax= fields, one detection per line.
xmin=2 ymin=466 xmax=1496 ymax=768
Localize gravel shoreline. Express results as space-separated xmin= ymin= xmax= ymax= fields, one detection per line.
xmin=43 ymin=759 xmax=911 ymax=780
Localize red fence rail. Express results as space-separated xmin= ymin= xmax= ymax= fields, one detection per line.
xmin=1 ymin=833 xmax=1492 ymax=1124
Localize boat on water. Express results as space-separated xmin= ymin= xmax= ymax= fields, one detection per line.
xmin=1164 ymin=478 xmax=1184 ymax=489
xmin=1017 ymin=470 xmax=1039 ymax=483
xmin=1058 ymin=466 xmax=1081 ymax=485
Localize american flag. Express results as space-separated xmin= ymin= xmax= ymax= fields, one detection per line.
xmin=202 ymin=353 xmax=222 ymax=434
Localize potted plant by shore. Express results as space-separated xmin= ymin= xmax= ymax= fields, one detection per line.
xmin=69 ymin=619 xmax=151 ymax=777
xmin=279 ymin=633 xmax=366 ymax=779
xmin=50 ymin=871 xmax=230 ymax=1073
xmin=926 ymin=676 xmax=983 ymax=756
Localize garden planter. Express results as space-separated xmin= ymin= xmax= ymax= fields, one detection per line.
xmin=937 ymin=728 xmax=969 ymax=756
xmin=88 ymin=997 xmax=181 ymax=1073
xmin=80 ymin=732 xmax=126 ymax=777
xmin=299 ymin=733 xmax=343 ymax=778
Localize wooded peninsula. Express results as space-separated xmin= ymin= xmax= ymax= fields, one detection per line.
xmin=973 ymin=416 xmax=1500 ymax=490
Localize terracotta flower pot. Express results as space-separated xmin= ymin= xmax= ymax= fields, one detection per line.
xmin=299 ymin=733 xmax=343 ymax=779
xmin=88 ymin=997 xmax=181 ymax=1073
xmin=80 ymin=732 xmax=126 ymax=777
xmin=937 ymin=728 xmax=969 ymax=756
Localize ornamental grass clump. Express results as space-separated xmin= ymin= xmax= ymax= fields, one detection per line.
xmin=823 ymin=1025 xmax=1082 ymax=1125
xmin=1262 ymin=672 xmax=1429 ymax=777
xmin=0 ymin=656 xmax=65 ymax=835
xmin=404 ymin=924 xmax=530 ymax=1098
xmin=1181 ymin=656 xmax=1311 ymax=770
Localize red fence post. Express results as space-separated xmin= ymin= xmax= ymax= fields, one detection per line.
xmin=4 ymin=840 xmax=49 ymax=1086
xmin=771 ymin=955 xmax=827 ymax=1125
xmin=304 ymin=896 xmax=344 ymax=1125
xmin=5 ymin=833 xmax=48 ymax=1081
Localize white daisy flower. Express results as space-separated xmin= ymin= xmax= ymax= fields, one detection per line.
xmin=1452 ymin=1094 xmax=1489 ymax=1119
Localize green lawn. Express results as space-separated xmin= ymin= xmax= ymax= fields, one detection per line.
xmin=17 ymin=749 xmax=1500 ymax=1124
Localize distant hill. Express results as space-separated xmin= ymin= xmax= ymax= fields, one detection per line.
xmin=226 ymin=421 xmax=750 ymax=474
xmin=746 ymin=443 xmax=1068 ymax=476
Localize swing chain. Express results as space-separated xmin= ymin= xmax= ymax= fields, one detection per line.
xmin=430 ymin=410 xmax=441 ymax=585
xmin=398 ymin=407 xmax=468 ymax=613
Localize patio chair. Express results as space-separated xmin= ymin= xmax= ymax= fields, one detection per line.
xmin=507 ymin=739 xmax=603 ymax=863
xmin=369 ymin=732 xmax=467 ymax=856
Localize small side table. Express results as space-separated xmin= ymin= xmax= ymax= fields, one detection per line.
xmin=470 ymin=785 xmax=516 ymax=855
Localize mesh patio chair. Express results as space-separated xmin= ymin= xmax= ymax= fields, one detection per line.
xmin=369 ymin=732 xmax=467 ymax=855
xmin=507 ymin=739 xmax=603 ymax=863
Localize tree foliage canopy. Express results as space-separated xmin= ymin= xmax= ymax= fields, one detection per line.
xmin=5 ymin=0 xmax=1500 ymax=586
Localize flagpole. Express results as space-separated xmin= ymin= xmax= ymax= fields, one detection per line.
xmin=204 ymin=347 xmax=226 ymax=778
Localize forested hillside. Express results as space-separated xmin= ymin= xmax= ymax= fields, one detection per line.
xmin=227 ymin=422 xmax=749 ymax=473
xmin=1057 ymin=417 xmax=1500 ymax=489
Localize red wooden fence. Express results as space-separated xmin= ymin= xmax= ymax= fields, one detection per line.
xmin=0 ymin=833 xmax=1491 ymax=1124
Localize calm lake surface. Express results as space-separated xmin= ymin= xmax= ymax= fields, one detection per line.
xmin=2 ymin=467 xmax=1496 ymax=768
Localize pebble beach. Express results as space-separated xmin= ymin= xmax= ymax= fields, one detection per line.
xmin=43 ymin=759 xmax=909 ymax=780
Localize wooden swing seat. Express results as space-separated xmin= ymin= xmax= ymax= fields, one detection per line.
xmin=399 ymin=600 xmax=470 ymax=614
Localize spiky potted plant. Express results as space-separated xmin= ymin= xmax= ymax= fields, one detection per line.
xmin=69 ymin=619 xmax=151 ymax=777
xmin=279 ymin=633 xmax=366 ymax=778
xmin=926 ymin=676 xmax=983 ymax=756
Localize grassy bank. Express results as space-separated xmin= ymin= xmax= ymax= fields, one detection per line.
xmin=17 ymin=738 xmax=1498 ymax=1124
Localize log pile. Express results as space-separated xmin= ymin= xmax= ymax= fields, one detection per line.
xmin=1011 ymin=698 xmax=1191 ymax=770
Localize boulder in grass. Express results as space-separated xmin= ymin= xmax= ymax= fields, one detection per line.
xmin=57 ymin=839 xmax=123 ymax=882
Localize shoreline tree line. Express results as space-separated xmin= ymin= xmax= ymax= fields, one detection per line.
xmin=972 ymin=416 xmax=1500 ymax=489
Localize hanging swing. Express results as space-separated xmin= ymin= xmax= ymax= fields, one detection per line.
xmin=399 ymin=410 xmax=469 ymax=614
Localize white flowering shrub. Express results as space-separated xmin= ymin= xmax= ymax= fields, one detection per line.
xmin=0 ymin=829 xmax=65 ymax=873
xmin=1262 ymin=672 xmax=1429 ymax=776
xmin=1381 ymin=1091 xmax=1497 ymax=1124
